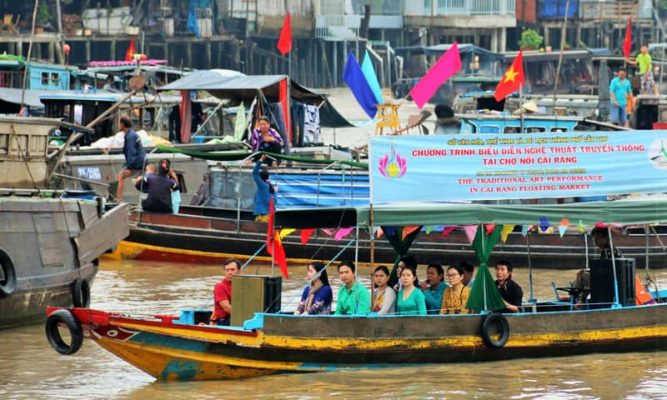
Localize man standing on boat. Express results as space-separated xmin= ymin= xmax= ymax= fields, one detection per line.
xmin=211 ymin=259 xmax=241 ymax=326
xmin=335 ymin=261 xmax=371 ymax=315
xmin=609 ymin=68 xmax=632 ymax=128
xmin=115 ymin=117 xmax=146 ymax=201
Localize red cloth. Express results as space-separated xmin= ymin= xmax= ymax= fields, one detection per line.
xmin=266 ymin=197 xmax=275 ymax=255
xmin=277 ymin=13 xmax=292 ymax=56
xmin=623 ymin=18 xmax=632 ymax=59
xmin=213 ymin=278 xmax=232 ymax=319
xmin=494 ymin=50 xmax=525 ymax=102
xmin=265 ymin=197 xmax=288 ymax=278
xmin=179 ymin=91 xmax=192 ymax=143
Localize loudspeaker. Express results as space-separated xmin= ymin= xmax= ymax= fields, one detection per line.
xmin=230 ymin=275 xmax=282 ymax=326
xmin=590 ymin=258 xmax=635 ymax=307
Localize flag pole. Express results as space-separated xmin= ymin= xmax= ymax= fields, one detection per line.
xmin=519 ymin=83 xmax=525 ymax=133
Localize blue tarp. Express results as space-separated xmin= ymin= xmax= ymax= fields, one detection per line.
xmin=272 ymin=173 xmax=369 ymax=209
xmin=539 ymin=0 xmax=578 ymax=18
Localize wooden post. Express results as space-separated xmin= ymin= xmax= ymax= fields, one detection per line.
xmin=206 ymin=41 xmax=212 ymax=68
xmin=85 ymin=40 xmax=91 ymax=63
xmin=111 ymin=38 xmax=116 ymax=60
xmin=186 ymin=41 xmax=192 ymax=68
xmin=164 ymin=40 xmax=169 ymax=64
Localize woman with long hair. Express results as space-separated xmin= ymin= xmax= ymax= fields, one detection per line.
xmin=395 ymin=265 xmax=427 ymax=316
xmin=371 ymin=265 xmax=396 ymax=314
xmin=294 ymin=262 xmax=333 ymax=315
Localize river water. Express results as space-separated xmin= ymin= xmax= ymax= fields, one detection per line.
xmin=2 ymin=259 xmax=667 ymax=399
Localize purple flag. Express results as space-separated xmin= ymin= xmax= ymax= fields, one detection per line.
xmin=409 ymin=42 xmax=462 ymax=109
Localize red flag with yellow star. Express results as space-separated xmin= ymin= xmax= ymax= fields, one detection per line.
xmin=494 ymin=50 xmax=525 ymax=102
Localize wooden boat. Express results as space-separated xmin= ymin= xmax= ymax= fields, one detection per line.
xmin=45 ymin=198 xmax=667 ymax=380
xmin=0 ymin=117 xmax=129 ymax=329
xmin=110 ymin=204 xmax=667 ymax=269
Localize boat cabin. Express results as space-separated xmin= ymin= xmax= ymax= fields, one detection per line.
xmin=503 ymin=49 xmax=596 ymax=95
xmin=457 ymin=114 xmax=625 ymax=134
xmin=41 ymin=91 xmax=181 ymax=145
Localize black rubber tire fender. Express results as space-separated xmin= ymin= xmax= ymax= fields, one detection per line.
xmin=72 ymin=278 xmax=90 ymax=308
xmin=45 ymin=309 xmax=84 ymax=355
xmin=0 ymin=250 xmax=17 ymax=298
xmin=480 ymin=313 xmax=510 ymax=348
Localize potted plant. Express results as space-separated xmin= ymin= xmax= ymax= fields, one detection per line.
xmin=36 ymin=0 xmax=50 ymax=33
xmin=518 ymin=28 xmax=544 ymax=51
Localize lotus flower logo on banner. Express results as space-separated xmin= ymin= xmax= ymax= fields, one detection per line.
xmin=378 ymin=143 xmax=407 ymax=178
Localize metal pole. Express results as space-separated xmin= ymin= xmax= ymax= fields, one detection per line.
xmin=519 ymin=83 xmax=524 ymax=132
xmin=551 ymin=0 xmax=570 ymax=114
xmin=608 ymin=228 xmax=621 ymax=308
xmin=526 ymin=233 xmax=535 ymax=303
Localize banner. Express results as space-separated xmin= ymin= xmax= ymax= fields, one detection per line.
xmin=370 ymin=131 xmax=667 ymax=204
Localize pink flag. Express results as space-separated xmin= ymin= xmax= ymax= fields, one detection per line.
xmin=334 ymin=227 xmax=354 ymax=241
xmin=409 ymin=42 xmax=462 ymax=109
xmin=463 ymin=225 xmax=478 ymax=244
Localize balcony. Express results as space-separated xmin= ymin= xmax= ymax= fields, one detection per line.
xmin=404 ymin=0 xmax=516 ymax=28
xmin=579 ymin=0 xmax=651 ymax=21
xmin=315 ymin=15 xmax=361 ymax=40
xmin=351 ymin=0 xmax=404 ymax=28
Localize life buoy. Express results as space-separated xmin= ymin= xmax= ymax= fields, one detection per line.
xmin=0 ymin=251 xmax=16 ymax=298
xmin=45 ymin=309 xmax=84 ymax=355
xmin=480 ymin=313 xmax=510 ymax=348
xmin=71 ymin=278 xmax=90 ymax=308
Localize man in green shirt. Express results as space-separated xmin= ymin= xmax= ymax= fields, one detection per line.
xmin=335 ymin=261 xmax=371 ymax=315
xmin=627 ymin=44 xmax=659 ymax=95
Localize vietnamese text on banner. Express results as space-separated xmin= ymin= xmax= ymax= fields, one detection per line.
xmin=369 ymin=132 xmax=667 ymax=204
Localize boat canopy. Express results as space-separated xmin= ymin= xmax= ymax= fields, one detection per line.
xmin=275 ymin=198 xmax=667 ymax=229
xmin=159 ymin=73 xmax=323 ymax=103
xmin=0 ymin=88 xmax=48 ymax=108
xmin=158 ymin=72 xmax=354 ymax=128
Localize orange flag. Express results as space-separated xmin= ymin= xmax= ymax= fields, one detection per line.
xmin=125 ymin=37 xmax=136 ymax=61
xmin=273 ymin=231 xmax=289 ymax=278
xmin=494 ymin=50 xmax=525 ymax=102
xmin=402 ymin=225 xmax=420 ymax=240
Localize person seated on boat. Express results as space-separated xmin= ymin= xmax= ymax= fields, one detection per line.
xmin=569 ymin=226 xmax=624 ymax=308
xmin=495 ymin=260 xmax=523 ymax=313
xmin=419 ymin=263 xmax=447 ymax=314
xmin=396 ymin=265 xmax=427 ymax=316
xmin=253 ymin=155 xmax=275 ymax=222
xmin=371 ymin=265 xmax=396 ymax=315
xmin=441 ymin=265 xmax=471 ymax=314
xmin=103 ymin=75 xmax=117 ymax=92
xmin=335 ymin=261 xmax=371 ymax=316
xmin=393 ymin=255 xmax=418 ymax=292
xmin=251 ymin=116 xmax=284 ymax=166
xmin=116 ymin=116 xmax=146 ymax=202
xmin=461 ymin=261 xmax=475 ymax=287
xmin=294 ymin=262 xmax=333 ymax=316
xmin=211 ymin=259 xmax=242 ymax=326
xmin=133 ymin=159 xmax=179 ymax=213
xmin=433 ymin=104 xmax=460 ymax=135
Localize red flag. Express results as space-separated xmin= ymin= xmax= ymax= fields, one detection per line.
xmin=125 ymin=37 xmax=136 ymax=61
xmin=300 ymin=228 xmax=314 ymax=245
xmin=494 ymin=50 xmax=525 ymax=102
xmin=273 ymin=231 xmax=289 ymax=278
xmin=623 ymin=17 xmax=632 ymax=59
xmin=277 ymin=13 xmax=292 ymax=56
xmin=266 ymin=197 xmax=275 ymax=255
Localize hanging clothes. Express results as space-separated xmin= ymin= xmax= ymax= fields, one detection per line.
xmin=179 ymin=90 xmax=192 ymax=143
xmin=303 ymin=104 xmax=321 ymax=144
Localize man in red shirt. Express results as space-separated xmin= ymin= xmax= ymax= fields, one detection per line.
xmin=211 ymin=259 xmax=241 ymax=325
